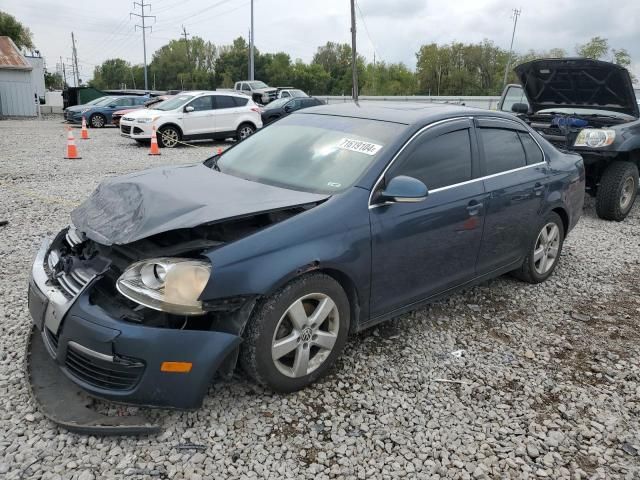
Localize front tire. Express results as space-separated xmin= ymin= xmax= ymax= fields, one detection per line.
xmin=236 ymin=123 xmax=255 ymax=142
xmin=89 ymin=113 xmax=106 ymax=128
xmin=157 ymin=125 xmax=180 ymax=148
xmin=240 ymin=273 xmax=350 ymax=393
xmin=595 ymin=161 xmax=638 ymax=221
xmin=512 ymin=212 xmax=565 ymax=284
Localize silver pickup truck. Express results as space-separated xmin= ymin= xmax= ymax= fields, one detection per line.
xmin=234 ymin=80 xmax=278 ymax=105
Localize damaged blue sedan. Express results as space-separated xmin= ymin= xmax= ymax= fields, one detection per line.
xmin=26 ymin=103 xmax=585 ymax=433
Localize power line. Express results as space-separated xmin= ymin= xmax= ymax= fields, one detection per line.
xmin=502 ymin=8 xmax=521 ymax=89
xmin=355 ymin=0 xmax=380 ymax=63
xmin=131 ymin=0 xmax=156 ymax=91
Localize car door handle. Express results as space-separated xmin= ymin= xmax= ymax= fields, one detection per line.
xmin=467 ymin=201 xmax=483 ymax=216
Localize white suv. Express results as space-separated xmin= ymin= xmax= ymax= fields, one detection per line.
xmin=120 ymin=91 xmax=263 ymax=148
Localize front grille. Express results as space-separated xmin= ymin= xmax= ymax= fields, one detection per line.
xmin=133 ymin=127 xmax=143 ymax=134
xmin=65 ymin=344 xmax=144 ymax=391
xmin=121 ymin=125 xmax=132 ymax=135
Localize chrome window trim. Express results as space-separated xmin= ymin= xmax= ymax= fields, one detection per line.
xmin=368 ymin=115 xmax=547 ymax=209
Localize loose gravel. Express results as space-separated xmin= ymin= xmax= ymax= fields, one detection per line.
xmin=1 ymin=118 xmax=639 ymax=479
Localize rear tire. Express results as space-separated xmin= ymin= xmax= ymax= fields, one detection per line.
xmin=236 ymin=123 xmax=255 ymax=141
xmin=595 ymin=161 xmax=638 ymax=221
xmin=240 ymin=273 xmax=350 ymax=393
xmin=512 ymin=212 xmax=564 ymax=284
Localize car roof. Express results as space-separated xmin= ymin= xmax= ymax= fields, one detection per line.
xmin=297 ymin=101 xmax=518 ymax=125
xmin=186 ymin=90 xmax=251 ymax=99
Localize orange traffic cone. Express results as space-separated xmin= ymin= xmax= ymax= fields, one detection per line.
xmin=149 ymin=125 xmax=161 ymax=156
xmin=81 ymin=116 xmax=90 ymax=140
xmin=64 ymin=127 xmax=81 ymax=159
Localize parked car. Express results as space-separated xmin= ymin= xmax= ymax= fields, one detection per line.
xmin=499 ymin=58 xmax=640 ymax=221
xmin=234 ymin=80 xmax=278 ymax=104
xmin=27 ymin=102 xmax=584 ymax=433
xmin=111 ymin=95 xmax=172 ymax=127
xmin=119 ymin=91 xmax=262 ymax=147
xmin=64 ymin=95 xmax=149 ymax=128
xmin=277 ymin=88 xmax=308 ymax=99
xmin=261 ymin=96 xmax=325 ymax=125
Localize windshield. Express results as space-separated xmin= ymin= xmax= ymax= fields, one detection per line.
xmin=264 ymin=98 xmax=290 ymax=110
xmin=217 ymin=114 xmax=401 ymax=194
xmin=249 ymin=81 xmax=268 ymax=89
xmin=154 ymin=95 xmax=194 ymax=111
xmin=537 ymin=108 xmax=634 ymax=120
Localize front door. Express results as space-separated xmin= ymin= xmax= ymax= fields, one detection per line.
xmin=474 ymin=118 xmax=550 ymax=274
xmin=182 ymin=95 xmax=215 ymax=136
xmin=369 ymin=119 xmax=487 ymax=318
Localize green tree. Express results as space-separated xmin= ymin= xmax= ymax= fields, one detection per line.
xmin=214 ymin=37 xmax=250 ymax=87
xmin=89 ymin=58 xmax=133 ymax=89
xmin=576 ymin=36 xmax=609 ymax=59
xmin=150 ymin=36 xmax=217 ymax=90
xmin=312 ymin=42 xmax=365 ymax=95
xmin=44 ymin=70 xmax=64 ymax=89
xmin=0 ymin=11 xmax=34 ymax=50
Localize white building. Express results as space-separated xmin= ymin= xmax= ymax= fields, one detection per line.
xmin=0 ymin=36 xmax=40 ymax=117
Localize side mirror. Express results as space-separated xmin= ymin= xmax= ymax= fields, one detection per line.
xmin=184 ymin=105 xmax=195 ymax=113
xmin=511 ymin=103 xmax=529 ymax=114
xmin=378 ymin=176 xmax=429 ymax=204
xmin=283 ymin=105 xmax=293 ymax=113
xmin=109 ymin=104 xmax=117 ymax=108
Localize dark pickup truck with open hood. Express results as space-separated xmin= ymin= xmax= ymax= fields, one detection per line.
xmin=499 ymin=58 xmax=640 ymax=221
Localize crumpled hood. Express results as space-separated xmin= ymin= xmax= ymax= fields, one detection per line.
xmin=515 ymin=58 xmax=639 ymax=117
xmin=71 ymin=164 xmax=329 ymax=245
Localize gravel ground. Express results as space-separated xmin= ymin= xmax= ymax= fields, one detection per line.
xmin=1 ymin=118 xmax=639 ymax=479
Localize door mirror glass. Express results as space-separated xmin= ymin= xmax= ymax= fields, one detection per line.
xmin=284 ymin=105 xmax=293 ymax=112
xmin=184 ymin=105 xmax=195 ymax=113
xmin=379 ymin=176 xmax=429 ymax=204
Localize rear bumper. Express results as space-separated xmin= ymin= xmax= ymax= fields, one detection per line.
xmin=28 ymin=238 xmax=242 ymax=409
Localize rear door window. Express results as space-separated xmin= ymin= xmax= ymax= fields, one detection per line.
xmin=518 ymin=132 xmax=544 ymax=165
xmin=214 ymin=95 xmax=237 ymax=109
xmin=232 ymin=96 xmax=248 ymax=107
xmin=480 ymin=128 xmax=527 ymax=175
xmin=391 ymin=128 xmax=473 ymax=190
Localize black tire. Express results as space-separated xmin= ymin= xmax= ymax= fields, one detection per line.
xmin=236 ymin=123 xmax=256 ymax=142
xmin=157 ymin=125 xmax=180 ymax=148
xmin=89 ymin=113 xmax=106 ymax=128
xmin=240 ymin=273 xmax=350 ymax=393
xmin=595 ymin=161 xmax=639 ymax=221
xmin=512 ymin=212 xmax=565 ymax=284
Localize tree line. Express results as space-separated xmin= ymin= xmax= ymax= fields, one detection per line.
xmin=0 ymin=11 xmax=634 ymax=96
xmin=88 ymin=35 xmax=634 ymax=96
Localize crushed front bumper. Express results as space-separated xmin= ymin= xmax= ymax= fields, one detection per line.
xmin=26 ymin=235 xmax=243 ymax=432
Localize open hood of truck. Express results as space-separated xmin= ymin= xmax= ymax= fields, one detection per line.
xmin=514 ymin=58 xmax=639 ymax=117
xmin=71 ymin=164 xmax=328 ymax=245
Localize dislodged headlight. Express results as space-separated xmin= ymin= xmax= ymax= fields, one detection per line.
xmin=574 ymin=129 xmax=616 ymax=148
xmin=117 ymin=258 xmax=211 ymax=315
xmin=136 ymin=117 xmax=157 ymax=124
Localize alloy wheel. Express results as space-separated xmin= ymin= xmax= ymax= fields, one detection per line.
xmin=90 ymin=115 xmax=104 ymax=128
xmin=239 ymin=126 xmax=254 ymax=140
xmin=160 ymin=128 xmax=179 ymax=148
xmin=619 ymin=176 xmax=635 ymax=210
xmin=533 ymin=222 xmax=560 ymax=275
xmin=271 ymin=293 xmax=339 ymax=378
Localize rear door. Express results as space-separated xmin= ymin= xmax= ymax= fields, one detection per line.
xmin=182 ymin=95 xmax=215 ymax=135
xmin=213 ymin=95 xmax=241 ymax=133
xmin=369 ymin=119 xmax=487 ymax=317
xmin=475 ymin=118 xmax=550 ymax=274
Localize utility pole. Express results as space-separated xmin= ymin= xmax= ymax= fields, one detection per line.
xmin=181 ymin=25 xmax=190 ymax=62
xmin=249 ymin=0 xmax=254 ymax=80
xmin=502 ymin=8 xmax=521 ymax=89
xmin=131 ymin=0 xmax=155 ymax=92
xmin=350 ymin=0 xmax=358 ymax=101
xmin=71 ymin=32 xmax=80 ymax=87
xmin=59 ymin=56 xmax=67 ymax=88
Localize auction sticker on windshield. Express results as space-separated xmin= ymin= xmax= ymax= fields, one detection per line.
xmin=337 ymin=138 xmax=383 ymax=156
